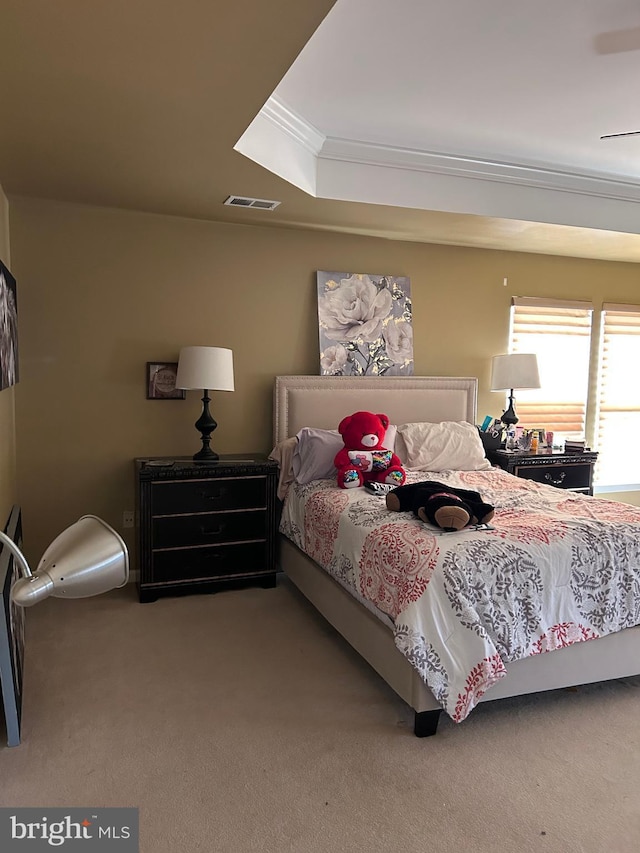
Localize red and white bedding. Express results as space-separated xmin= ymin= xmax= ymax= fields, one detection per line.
xmin=279 ymin=469 xmax=640 ymax=722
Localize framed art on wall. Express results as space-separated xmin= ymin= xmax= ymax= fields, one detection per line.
xmin=317 ymin=271 xmax=413 ymax=377
xmin=0 ymin=505 xmax=25 ymax=746
xmin=0 ymin=259 xmax=19 ymax=391
xmin=146 ymin=362 xmax=186 ymax=399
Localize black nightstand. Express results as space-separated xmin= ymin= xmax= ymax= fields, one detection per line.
xmin=487 ymin=448 xmax=598 ymax=495
xmin=135 ymin=455 xmax=278 ymax=602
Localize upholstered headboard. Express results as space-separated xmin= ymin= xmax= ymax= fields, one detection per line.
xmin=273 ymin=375 xmax=477 ymax=444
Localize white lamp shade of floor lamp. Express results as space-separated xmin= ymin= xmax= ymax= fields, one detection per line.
xmin=1 ymin=515 xmax=129 ymax=608
xmin=175 ymin=346 xmax=235 ymax=460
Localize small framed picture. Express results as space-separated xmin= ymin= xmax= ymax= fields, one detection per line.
xmin=146 ymin=362 xmax=186 ymax=400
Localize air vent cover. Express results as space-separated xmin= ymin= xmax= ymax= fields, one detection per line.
xmin=224 ymin=195 xmax=281 ymax=211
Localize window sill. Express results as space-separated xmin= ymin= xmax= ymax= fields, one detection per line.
xmin=593 ymin=484 xmax=640 ymax=494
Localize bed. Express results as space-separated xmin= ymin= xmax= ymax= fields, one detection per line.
xmin=273 ymin=374 xmax=640 ymax=736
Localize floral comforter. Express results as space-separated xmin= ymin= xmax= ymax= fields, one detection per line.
xmin=280 ymin=469 xmax=640 ymax=722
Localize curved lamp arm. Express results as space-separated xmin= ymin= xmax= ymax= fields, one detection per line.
xmin=0 ymin=530 xmax=33 ymax=578
xmin=0 ymin=529 xmax=55 ymax=606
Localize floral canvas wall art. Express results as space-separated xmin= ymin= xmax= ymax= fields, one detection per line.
xmin=317 ymin=271 xmax=413 ymax=376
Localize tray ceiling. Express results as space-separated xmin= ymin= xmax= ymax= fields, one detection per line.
xmin=2 ymin=0 xmax=640 ymax=262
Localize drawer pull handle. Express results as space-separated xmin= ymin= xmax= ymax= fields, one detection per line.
xmin=544 ymin=472 xmax=566 ymax=486
xmin=200 ymin=524 xmax=225 ymax=537
xmin=199 ymin=488 xmax=227 ymax=501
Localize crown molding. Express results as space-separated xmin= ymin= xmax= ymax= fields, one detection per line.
xmin=233 ymin=95 xmax=323 ymax=195
xmin=261 ymin=95 xmax=326 ymax=157
xmin=320 ymin=137 xmax=640 ymax=203
xmin=237 ymin=96 xmax=640 ymax=231
xmin=262 ymin=95 xmax=640 ymax=203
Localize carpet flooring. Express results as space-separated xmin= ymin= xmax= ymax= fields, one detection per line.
xmin=1 ymin=577 xmax=639 ymax=853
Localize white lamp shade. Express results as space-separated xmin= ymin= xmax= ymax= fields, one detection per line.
xmin=9 ymin=515 xmax=129 ymax=607
xmin=490 ymin=353 xmax=541 ymax=391
xmin=175 ymin=346 xmax=235 ymax=392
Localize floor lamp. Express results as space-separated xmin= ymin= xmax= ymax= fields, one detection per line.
xmin=0 ymin=515 xmax=129 ymax=607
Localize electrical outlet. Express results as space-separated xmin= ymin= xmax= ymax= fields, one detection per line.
xmin=122 ymin=511 xmax=135 ymax=529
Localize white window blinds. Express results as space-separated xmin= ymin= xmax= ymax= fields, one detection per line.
xmin=596 ymin=304 xmax=640 ymax=488
xmin=508 ymin=297 xmax=593 ymax=438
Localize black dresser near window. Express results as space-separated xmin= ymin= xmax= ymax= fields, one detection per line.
xmin=487 ymin=448 xmax=598 ymax=495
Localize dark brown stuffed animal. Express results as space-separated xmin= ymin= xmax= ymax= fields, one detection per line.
xmin=386 ymin=481 xmax=495 ymax=532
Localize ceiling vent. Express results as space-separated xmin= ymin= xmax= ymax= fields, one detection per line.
xmin=224 ymin=195 xmax=281 ymax=211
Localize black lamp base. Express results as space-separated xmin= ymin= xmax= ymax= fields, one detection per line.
xmin=193 ymin=390 xmax=219 ymax=461
xmin=193 ymin=446 xmax=219 ymax=462
xmin=500 ymin=390 xmax=519 ymax=426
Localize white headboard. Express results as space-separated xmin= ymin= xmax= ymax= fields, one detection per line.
xmin=273 ymin=375 xmax=478 ymax=443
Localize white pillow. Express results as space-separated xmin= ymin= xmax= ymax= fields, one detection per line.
xmin=396 ymin=421 xmax=491 ymax=472
xmin=292 ymin=425 xmax=397 ymax=485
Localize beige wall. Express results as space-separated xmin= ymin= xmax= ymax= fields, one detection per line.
xmin=8 ymin=196 xmax=640 ymax=562
xmin=0 ymin=185 xmax=17 ymax=527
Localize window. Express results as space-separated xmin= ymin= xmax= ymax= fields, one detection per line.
xmin=507 ymin=297 xmax=594 ymax=440
xmin=595 ymin=304 xmax=640 ymax=489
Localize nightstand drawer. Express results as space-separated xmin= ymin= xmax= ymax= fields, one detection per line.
xmin=152 ymin=509 xmax=267 ymax=548
xmin=150 ymin=541 xmax=269 ymax=584
xmin=152 ymin=475 xmax=266 ymax=515
xmin=515 ymin=462 xmax=592 ymax=491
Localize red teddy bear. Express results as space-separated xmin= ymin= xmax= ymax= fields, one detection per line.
xmin=334 ymin=411 xmax=406 ymax=489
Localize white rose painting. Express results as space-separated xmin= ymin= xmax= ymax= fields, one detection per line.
xmin=317 ymin=271 xmax=413 ymax=376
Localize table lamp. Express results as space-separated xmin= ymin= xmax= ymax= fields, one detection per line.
xmin=0 ymin=515 xmax=129 ymax=607
xmin=175 ymin=346 xmax=235 ymax=461
xmin=490 ymin=353 xmax=541 ymax=425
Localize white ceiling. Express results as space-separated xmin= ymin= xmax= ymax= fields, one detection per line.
xmin=237 ymin=0 xmax=640 ymax=243
xmin=2 ymin=0 xmax=640 ymax=263
xmin=277 ymin=0 xmax=640 ymax=178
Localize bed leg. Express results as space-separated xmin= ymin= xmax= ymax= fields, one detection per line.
xmin=414 ymin=709 xmax=441 ymax=738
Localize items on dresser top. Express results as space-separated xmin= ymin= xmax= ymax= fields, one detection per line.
xmin=135 ymin=455 xmax=278 ymax=602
